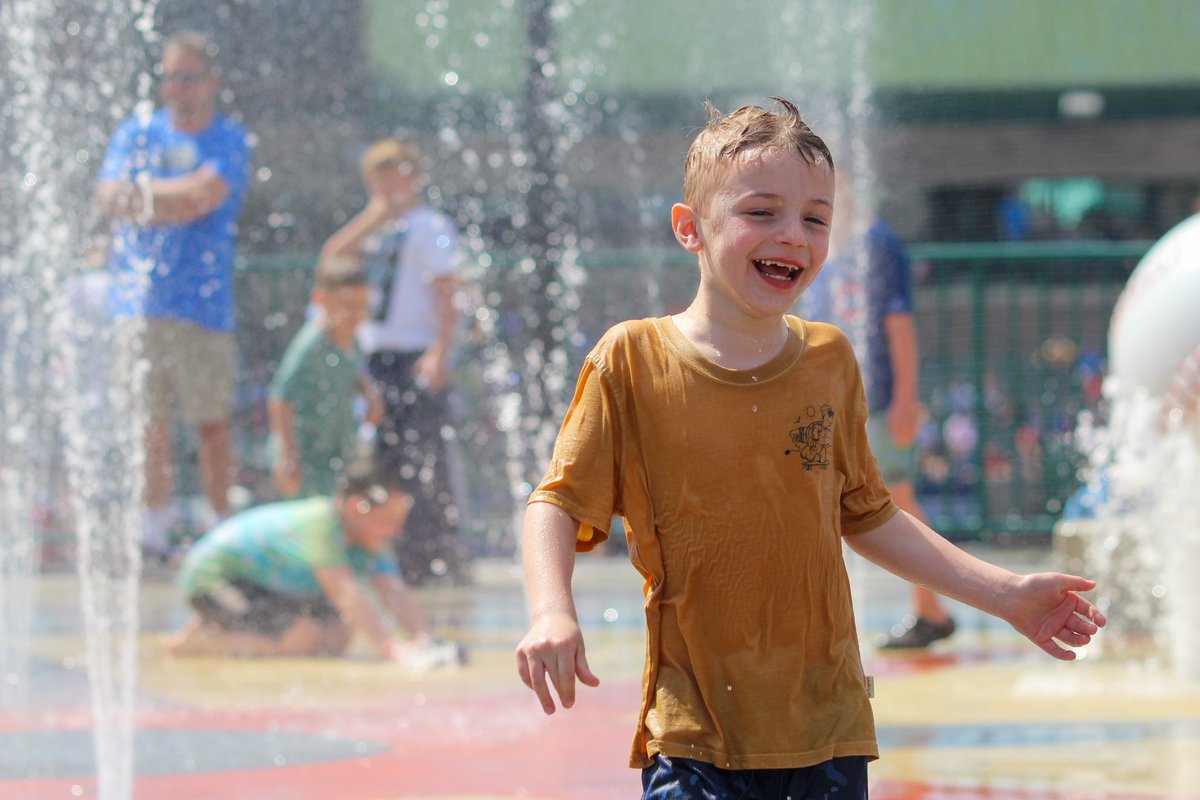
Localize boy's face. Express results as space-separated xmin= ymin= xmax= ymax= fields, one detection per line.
xmin=341 ymin=490 xmax=413 ymax=554
xmin=316 ymin=285 xmax=370 ymax=348
xmin=673 ymin=149 xmax=834 ymax=321
xmin=364 ymin=161 xmax=418 ymax=203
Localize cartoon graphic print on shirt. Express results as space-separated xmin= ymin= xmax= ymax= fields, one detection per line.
xmin=785 ymin=404 xmax=834 ymax=469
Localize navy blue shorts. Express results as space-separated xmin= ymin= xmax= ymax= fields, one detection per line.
xmin=641 ymin=754 xmax=868 ymax=800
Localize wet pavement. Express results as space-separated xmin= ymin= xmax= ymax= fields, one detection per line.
xmin=4 ymin=546 xmax=1200 ymax=799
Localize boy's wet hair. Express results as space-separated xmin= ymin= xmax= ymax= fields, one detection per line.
xmin=360 ymin=137 xmax=423 ymax=180
xmin=314 ymin=254 xmax=368 ymax=292
xmin=334 ymin=458 xmax=412 ymax=505
xmin=682 ymin=97 xmax=834 ymax=214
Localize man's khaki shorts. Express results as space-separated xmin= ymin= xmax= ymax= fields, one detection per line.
xmin=113 ymin=318 xmax=235 ymax=425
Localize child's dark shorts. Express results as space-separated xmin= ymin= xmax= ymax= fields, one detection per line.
xmin=189 ymin=578 xmax=341 ymax=638
xmin=641 ymin=753 xmax=869 ymax=800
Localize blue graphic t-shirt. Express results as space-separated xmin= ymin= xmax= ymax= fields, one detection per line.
xmin=805 ymin=219 xmax=912 ymax=412
xmin=99 ymin=109 xmax=251 ymax=332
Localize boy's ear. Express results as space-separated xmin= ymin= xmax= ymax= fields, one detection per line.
xmin=671 ymin=203 xmax=703 ymax=253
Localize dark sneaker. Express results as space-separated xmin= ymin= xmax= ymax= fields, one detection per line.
xmin=880 ymin=615 xmax=956 ymax=649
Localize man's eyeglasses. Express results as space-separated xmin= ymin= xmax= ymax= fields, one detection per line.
xmin=160 ymin=71 xmax=210 ymax=85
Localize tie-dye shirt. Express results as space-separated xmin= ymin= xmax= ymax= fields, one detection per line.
xmin=179 ymin=497 xmax=399 ymax=598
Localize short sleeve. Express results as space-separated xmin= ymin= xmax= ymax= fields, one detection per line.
xmin=348 ymin=547 xmax=400 ymax=577
xmin=300 ymin=516 xmax=351 ymax=571
xmin=528 ymin=357 xmax=622 ymax=551
xmin=205 ymin=123 xmax=252 ymax=199
xmin=413 ymin=213 xmax=460 ymax=282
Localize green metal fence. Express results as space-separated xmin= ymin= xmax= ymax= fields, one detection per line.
xmin=227 ymin=240 xmax=1148 ymax=548
xmin=906 ymin=240 xmax=1148 ymax=539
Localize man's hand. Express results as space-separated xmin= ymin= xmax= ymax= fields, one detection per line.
xmin=515 ymin=611 xmax=600 ymax=714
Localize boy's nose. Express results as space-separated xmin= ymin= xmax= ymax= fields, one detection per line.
xmin=775 ymin=213 xmax=808 ymax=246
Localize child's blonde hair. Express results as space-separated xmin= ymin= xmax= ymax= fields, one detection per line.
xmin=314 ymin=254 xmax=368 ymax=293
xmin=359 ymin=137 xmax=423 ymax=182
xmin=682 ymin=97 xmax=834 ymax=215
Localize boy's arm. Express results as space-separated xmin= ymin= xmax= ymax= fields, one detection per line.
xmin=370 ymin=573 xmax=432 ymax=643
xmin=515 ymin=501 xmax=601 ymax=714
xmin=413 ymin=274 xmax=459 ymax=392
xmin=884 ymin=311 xmax=921 ymax=447
xmin=320 ymin=196 xmax=394 ymax=260
xmin=266 ymin=396 xmax=301 ymax=497
xmin=357 ymin=373 xmax=384 ymax=427
xmin=314 ymin=565 xmax=396 ymax=659
xmin=845 ymin=511 xmax=1106 ymax=660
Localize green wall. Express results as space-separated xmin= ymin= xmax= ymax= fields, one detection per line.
xmin=367 ymin=0 xmax=1200 ymax=96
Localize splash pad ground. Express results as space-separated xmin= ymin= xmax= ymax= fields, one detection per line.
xmin=4 ymin=549 xmax=1200 ymax=800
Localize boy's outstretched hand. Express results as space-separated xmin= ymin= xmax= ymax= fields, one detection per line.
xmin=516 ymin=611 xmax=601 ymax=714
xmin=1005 ymin=573 xmax=1107 ymax=660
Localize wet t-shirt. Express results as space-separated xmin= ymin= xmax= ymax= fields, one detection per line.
xmin=531 ymin=316 xmax=897 ymax=770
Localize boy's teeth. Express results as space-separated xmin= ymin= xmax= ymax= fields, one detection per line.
xmin=756 ymin=259 xmax=797 ymax=273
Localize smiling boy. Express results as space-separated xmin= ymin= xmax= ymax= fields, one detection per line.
xmin=514 ymin=98 xmax=1106 ymax=799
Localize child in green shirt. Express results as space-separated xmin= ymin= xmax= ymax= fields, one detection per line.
xmin=268 ymin=255 xmax=382 ymax=498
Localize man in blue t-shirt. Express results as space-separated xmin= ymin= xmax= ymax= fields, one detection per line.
xmin=806 ymin=170 xmax=955 ymax=649
xmin=96 ymin=31 xmax=252 ymax=557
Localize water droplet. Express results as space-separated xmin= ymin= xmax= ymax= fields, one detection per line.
xmin=751 ymin=375 xmax=758 ymax=382
xmin=751 ymin=405 xmax=758 ymax=413
xmin=726 ymin=684 xmax=732 ymax=691
xmin=603 ymin=608 xmax=619 ymax=623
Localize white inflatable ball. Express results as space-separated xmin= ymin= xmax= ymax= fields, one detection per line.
xmin=1108 ymin=214 xmax=1200 ymax=414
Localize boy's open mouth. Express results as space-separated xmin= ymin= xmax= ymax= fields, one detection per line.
xmin=754 ymin=259 xmax=801 ymax=283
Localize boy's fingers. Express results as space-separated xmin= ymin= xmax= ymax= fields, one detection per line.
xmin=1039 ymin=639 xmax=1077 ymax=661
xmin=1056 ymin=629 xmax=1091 ymax=647
xmin=529 ymin=656 xmax=558 ymax=714
xmin=554 ymin=650 xmax=577 ymax=708
xmin=516 ymin=651 xmax=534 ymax=690
xmin=576 ymin=649 xmax=601 ymax=687
xmin=515 ymin=643 xmax=560 ymax=714
xmin=1065 ymin=612 xmax=1098 ymax=635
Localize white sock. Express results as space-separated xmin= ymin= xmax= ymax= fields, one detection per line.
xmin=143 ymin=507 xmax=171 ymax=554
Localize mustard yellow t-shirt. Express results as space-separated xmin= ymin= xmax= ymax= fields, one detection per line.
xmin=530 ymin=315 xmax=898 ymax=770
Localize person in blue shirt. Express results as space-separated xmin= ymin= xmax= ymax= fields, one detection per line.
xmin=806 ymin=168 xmax=956 ymax=649
xmin=96 ymin=31 xmax=253 ymax=558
